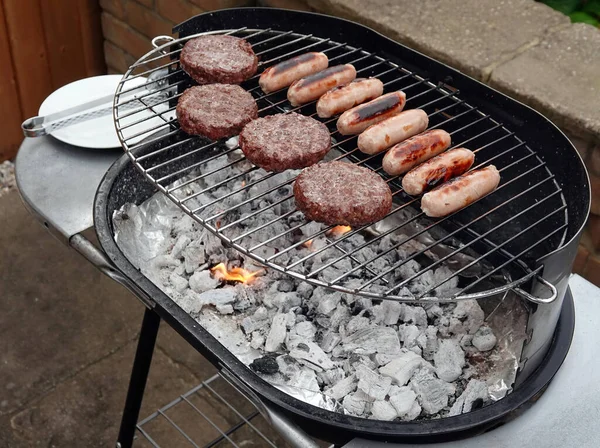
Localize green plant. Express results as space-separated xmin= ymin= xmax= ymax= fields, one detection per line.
xmin=539 ymin=0 xmax=600 ymax=26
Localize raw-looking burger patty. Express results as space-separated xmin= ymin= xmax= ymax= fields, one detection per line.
xmin=239 ymin=113 xmax=331 ymax=172
xmin=176 ymin=84 xmax=258 ymax=140
xmin=294 ymin=161 xmax=393 ymax=226
xmin=179 ymin=35 xmax=258 ymax=84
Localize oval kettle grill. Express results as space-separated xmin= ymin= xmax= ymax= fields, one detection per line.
xmin=94 ymin=7 xmax=589 ymax=445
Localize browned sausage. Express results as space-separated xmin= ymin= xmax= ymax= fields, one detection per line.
xmin=336 ymin=91 xmax=406 ymax=135
xmin=287 ymin=64 xmax=357 ymax=106
xmin=316 ymin=78 xmax=384 ymax=118
xmin=259 ymin=52 xmax=329 ymax=94
xmin=402 ymin=147 xmax=475 ymax=196
xmin=382 ymin=129 xmax=451 ymax=176
xmin=358 ymin=109 xmax=429 ymax=155
xmin=421 ymin=165 xmax=501 ymax=217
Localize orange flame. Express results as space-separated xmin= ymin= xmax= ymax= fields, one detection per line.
xmin=327 ymin=225 xmax=352 ymax=238
xmin=302 ymin=239 xmax=313 ymax=248
xmin=210 ymin=263 xmax=264 ymax=284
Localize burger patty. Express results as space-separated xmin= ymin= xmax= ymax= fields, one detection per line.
xmin=176 ymin=84 xmax=258 ymax=140
xmin=239 ymin=113 xmax=331 ymax=172
xmin=294 ymin=161 xmax=393 ymax=226
xmin=180 ymin=35 xmax=258 ymax=85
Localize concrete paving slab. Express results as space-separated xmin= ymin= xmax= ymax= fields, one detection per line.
xmin=489 ymin=23 xmax=600 ymax=139
xmin=307 ymin=0 xmax=569 ymax=81
xmin=0 ymin=191 xmax=141 ymax=416
xmin=155 ymin=325 xmax=220 ymax=380
xmin=4 ymin=340 xmax=234 ymax=447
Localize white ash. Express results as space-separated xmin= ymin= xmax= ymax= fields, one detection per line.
xmin=343 ymin=393 xmax=367 ymax=416
xmin=319 ymin=330 xmax=341 ymax=353
xmin=370 ymin=400 xmax=398 ymax=421
xmin=325 ymin=374 xmax=357 ymax=401
xmin=472 ymin=326 xmax=498 ymax=352
xmin=449 ymin=379 xmax=489 ymax=416
xmin=355 ymin=364 xmax=392 ymax=401
xmin=289 ymin=368 xmax=320 ymax=392
xmin=389 ymin=386 xmax=419 ymax=418
xmin=113 ymin=149 xmax=527 ymax=422
xmin=453 ymin=300 xmax=485 ymax=334
xmin=379 ymin=350 xmax=435 ymax=386
xmin=409 ymin=368 xmax=456 ymax=415
xmin=434 ymin=339 xmax=466 ymax=382
xmin=265 ymin=313 xmax=288 ymax=352
xmin=342 ymin=327 xmax=401 ymax=356
xmin=289 ymin=342 xmax=335 ymax=371
xmin=189 ymin=270 xmax=219 ymax=293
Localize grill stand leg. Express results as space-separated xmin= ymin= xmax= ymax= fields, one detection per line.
xmin=116 ymin=308 xmax=161 ymax=448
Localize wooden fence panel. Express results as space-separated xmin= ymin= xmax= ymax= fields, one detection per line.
xmin=4 ymin=0 xmax=53 ymax=119
xmin=0 ymin=0 xmax=106 ymax=162
xmin=0 ymin=3 xmax=24 ymax=161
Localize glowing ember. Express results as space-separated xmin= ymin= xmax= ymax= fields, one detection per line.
xmin=302 ymin=239 xmax=313 ymax=248
xmin=241 ymin=180 xmax=246 ymax=187
xmin=210 ymin=263 xmax=263 ymax=283
xmin=327 ymin=225 xmax=352 ymax=238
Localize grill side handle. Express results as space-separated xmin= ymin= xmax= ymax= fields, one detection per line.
xmin=70 ymin=233 xmax=156 ymax=309
xmin=512 ymin=276 xmax=558 ymax=305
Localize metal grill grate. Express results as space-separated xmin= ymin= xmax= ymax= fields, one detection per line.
xmin=135 ymin=373 xmax=330 ymax=447
xmin=113 ymin=27 xmax=567 ymax=302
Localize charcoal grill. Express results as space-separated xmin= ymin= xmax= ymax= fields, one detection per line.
xmin=14 ymin=6 xmax=591 ymax=448
xmin=78 ymin=7 xmax=591 ymax=447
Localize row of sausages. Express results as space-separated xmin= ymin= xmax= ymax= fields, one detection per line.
xmin=258 ymin=52 xmax=500 ymax=218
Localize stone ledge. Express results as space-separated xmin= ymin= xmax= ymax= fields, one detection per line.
xmin=305 ymin=0 xmax=569 ymax=80
xmin=489 ymin=23 xmax=600 ymax=141
xmin=299 ymin=0 xmax=598 ymax=144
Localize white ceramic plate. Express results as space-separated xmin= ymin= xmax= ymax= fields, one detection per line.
xmin=38 ymin=75 xmax=174 ymax=149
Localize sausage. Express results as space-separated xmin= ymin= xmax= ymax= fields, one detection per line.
xmin=259 ymin=52 xmax=329 ymax=94
xmin=336 ymin=91 xmax=406 ymax=135
xmin=358 ymin=109 xmax=428 ymax=155
xmin=382 ymin=129 xmax=451 ymax=176
xmin=402 ymin=147 xmax=475 ymax=196
xmin=287 ymin=64 xmax=357 ymax=106
xmin=421 ymin=165 xmax=501 ymax=218
xmin=316 ymin=78 xmax=384 ymax=118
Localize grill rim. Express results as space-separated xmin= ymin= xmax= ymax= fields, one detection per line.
xmin=111 ymin=26 xmax=575 ymax=304
xmin=94 ymin=8 xmax=587 ymax=443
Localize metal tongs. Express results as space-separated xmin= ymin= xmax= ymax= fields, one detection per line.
xmin=21 ymin=69 xmax=174 ymax=138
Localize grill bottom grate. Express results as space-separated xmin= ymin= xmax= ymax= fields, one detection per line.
xmin=135 ymin=372 xmax=331 ymax=448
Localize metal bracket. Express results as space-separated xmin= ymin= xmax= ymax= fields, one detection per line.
xmin=70 ymin=233 xmax=155 ymax=309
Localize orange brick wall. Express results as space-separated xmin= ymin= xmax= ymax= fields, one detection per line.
xmin=99 ymin=0 xmax=600 ymax=287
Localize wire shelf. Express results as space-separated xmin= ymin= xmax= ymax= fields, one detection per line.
xmin=113 ymin=27 xmax=567 ymax=303
xmin=135 ymin=373 xmax=330 ymax=448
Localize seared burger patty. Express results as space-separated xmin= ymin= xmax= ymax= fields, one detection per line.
xmin=294 ymin=161 xmax=393 ymax=226
xmin=179 ymin=35 xmax=258 ymax=85
xmin=176 ymin=84 xmax=258 ymax=140
xmin=239 ymin=113 xmax=331 ymax=172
